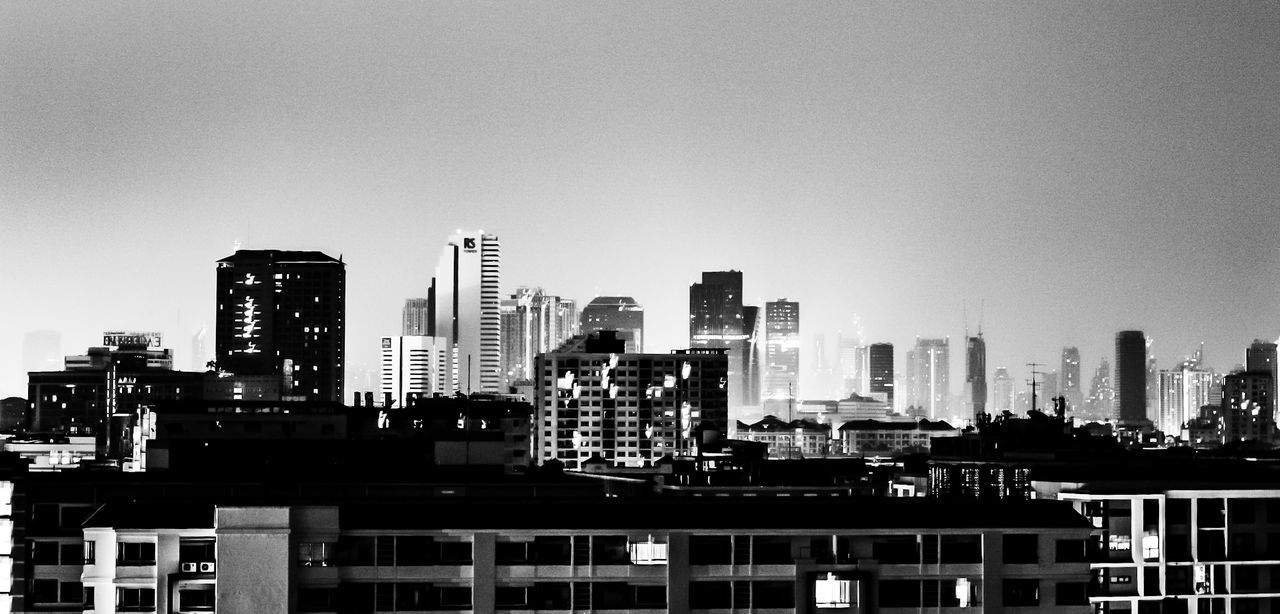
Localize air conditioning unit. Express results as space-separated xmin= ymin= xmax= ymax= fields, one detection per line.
xmin=198 ymin=562 xmax=216 ymax=573
xmin=180 ymin=562 xmax=198 ymax=573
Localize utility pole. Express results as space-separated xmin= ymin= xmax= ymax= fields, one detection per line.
xmin=1026 ymin=362 xmax=1042 ymax=414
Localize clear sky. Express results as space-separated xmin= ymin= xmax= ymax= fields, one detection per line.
xmin=2 ymin=1 xmax=1278 ymax=400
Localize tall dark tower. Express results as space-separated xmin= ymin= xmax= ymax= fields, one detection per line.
xmin=867 ymin=342 xmax=895 ymax=407
xmin=1115 ymin=330 xmax=1148 ymax=425
xmin=215 ymin=250 xmax=345 ymax=402
xmin=690 ymin=271 xmax=753 ymax=408
xmin=966 ymin=334 xmax=987 ymax=419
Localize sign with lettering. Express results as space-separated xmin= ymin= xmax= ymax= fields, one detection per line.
xmin=103 ymin=332 xmax=163 ymax=349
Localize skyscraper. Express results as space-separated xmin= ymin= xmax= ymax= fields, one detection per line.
xmin=867 ymin=342 xmax=894 ymax=407
xmin=1087 ymin=358 xmax=1115 ymax=420
xmin=1061 ymin=347 xmax=1082 ymax=413
xmin=1247 ymin=339 xmax=1278 ymax=409
xmin=1115 ymin=330 xmax=1148 ymax=425
xmin=689 ymin=271 xmax=752 ymax=408
xmin=402 ymin=298 xmax=431 ymax=336
xmin=428 ymin=231 xmax=501 ymax=393
xmin=499 ymin=287 xmax=579 ymax=387
xmin=912 ymin=338 xmax=950 ymax=421
xmin=992 ymin=367 xmax=1014 ymax=414
xmin=380 ymin=335 xmax=451 ymax=408
xmin=579 ymin=296 xmax=644 ymax=352
xmin=838 ymin=338 xmax=861 ymax=397
xmin=965 ymin=334 xmax=987 ymax=419
xmin=1157 ymin=354 xmax=1215 ymax=435
xmin=764 ymin=299 xmax=800 ymax=400
xmin=214 ymin=250 xmax=345 ymax=402
xmin=741 ymin=305 xmax=762 ymax=406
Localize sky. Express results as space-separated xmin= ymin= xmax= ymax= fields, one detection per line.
xmin=2 ymin=1 xmax=1278 ymax=401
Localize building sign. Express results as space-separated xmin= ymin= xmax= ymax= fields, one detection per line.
xmin=103 ymin=331 xmax=163 ymax=349
xmin=462 ymin=237 xmax=477 ymax=252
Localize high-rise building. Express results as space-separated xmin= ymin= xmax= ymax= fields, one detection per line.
xmin=764 ymin=299 xmax=800 ymax=400
xmin=741 ymin=305 xmax=762 ymax=407
xmin=1146 ymin=353 xmax=1160 ymax=425
xmin=965 ymin=334 xmax=986 ymax=419
xmin=992 ymin=367 xmax=1014 ymax=414
xmin=689 ymin=271 xmax=752 ymax=408
xmin=1222 ymin=370 xmax=1275 ymax=444
xmin=428 ymin=231 xmax=501 ymax=393
xmin=1086 ymin=358 xmax=1115 ymax=420
xmin=1061 ymin=347 xmax=1082 ymax=413
xmin=499 ymin=287 xmax=579 ymax=388
xmin=214 ymin=250 xmax=345 ymax=402
xmin=1158 ymin=355 xmax=1216 ymax=435
xmin=838 ymin=338 xmax=861 ymax=397
xmin=912 ymin=338 xmax=950 ymax=421
xmin=1247 ymin=339 xmax=1278 ymax=409
xmin=1040 ymin=371 xmax=1059 ymax=405
xmin=402 ymin=298 xmax=431 ymax=336
xmin=1115 ymin=330 xmax=1148 ymax=425
xmin=380 ymin=335 xmax=451 ymax=408
xmin=533 ymin=332 xmax=729 ymax=468
xmin=867 ymin=343 xmax=894 ymax=407
xmin=579 ymin=296 xmax=644 ymax=352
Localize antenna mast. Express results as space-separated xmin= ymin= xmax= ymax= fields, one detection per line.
xmin=1026 ymin=362 xmax=1042 ymax=414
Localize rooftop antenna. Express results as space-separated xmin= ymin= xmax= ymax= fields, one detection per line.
xmin=1026 ymin=362 xmax=1042 ymax=414
xmin=978 ymin=299 xmax=985 ymax=337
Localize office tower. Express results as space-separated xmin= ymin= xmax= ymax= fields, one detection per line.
xmin=402 ymin=298 xmax=431 ymax=336
xmin=579 ymin=296 xmax=644 ymax=352
xmin=912 ymin=338 xmax=950 ymax=421
xmin=838 ymin=338 xmax=861 ymax=397
xmin=215 ymin=250 xmax=345 ymax=402
xmin=1146 ymin=354 xmax=1160 ymax=424
xmin=992 ymin=367 xmax=1014 ymax=414
xmin=742 ymin=306 xmax=762 ymax=406
xmin=191 ymin=327 xmax=207 ymax=372
xmin=22 ymin=330 xmax=62 ymax=373
xmin=965 ymin=334 xmax=987 ymax=418
xmin=428 ymin=231 xmax=501 ymax=393
xmin=1061 ymin=347 xmax=1082 ymax=413
xmin=867 ymin=343 xmax=894 ymax=406
xmin=1115 ymin=331 xmax=1148 ymax=425
xmin=533 ymin=333 xmax=729 ymax=468
xmin=1158 ymin=355 xmax=1216 ymax=435
xmin=764 ymin=299 xmax=800 ymax=400
xmin=689 ymin=271 xmax=755 ymax=409
xmin=380 ymin=336 xmax=451 ymax=408
xmin=1247 ymin=339 xmax=1278 ymax=409
xmin=499 ymin=287 xmax=579 ymax=388
xmin=1087 ymin=358 xmax=1115 ymax=421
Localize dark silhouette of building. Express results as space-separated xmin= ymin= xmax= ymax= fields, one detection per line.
xmin=578 ymin=296 xmax=644 ymax=352
xmin=965 ymin=334 xmax=986 ymax=419
xmin=1247 ymin=339 xmax=1278 ymax=414
xmin=868 ymin=343 xmax=894 ymax=407
xmin=214 ymin=250 xmax=345 ymax=402
xmin=0 ymin=397 xmax=27 ymax=431
xmin=689 ymin=271 xmax=758 ymax=408
xmin=1221 ymin=370 xmax=1275 ymax=444
xmin=1115 ymin=330 xmax=1148 ymax=425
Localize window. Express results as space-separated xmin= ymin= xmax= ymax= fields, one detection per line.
xmin=592 ymin=536 xmax=630 ymax=565
xmin=30 ymin=540 xmax=60 ymax=565
xmin=84 ymin=541 xmax=97 ymax=564
xmin=297 ymin=588 xmax=334 ymax=612
xmin=1004 ymin=534 xmax=1039 ymax=564
xmin=752 ymin=536 xmax=793 ymax=564
xmin=33 ymin=579 xmax=58 ymax=603
xmin=437 ymin=586 xmax=471 ymax=609
xmin=689 ymin=536 xmax=732 ymax=565
xmin=873 ymin=536 xmax=919 ymax=564
xmin=879 ymin=580 xmax=921 ymax=607
xmin=532 ymin=536 xmax=571 ymax=565
xmin=178 ymin=587 xmax=215 ymax=611
xmin=941 ymin=535 xmax=982 ymax=563
xmin=118 ymin=542 xmax=157 ymax=565
xmin=178 ymin=540 xmax=215 ymax=564
xmin=85 ymin=587 xmax=95 ymax=608
xmin=298 ymin=542 xmax=333 ymax=567
xmin=1142 ymin=534 xmax=1160 ymax=560
xmin=690 ymin=581 xmax=732 ymax=609
xmin=752 ymin=581 xmax=794 ymax=608
xmin=1003 ymin=579 xmax=1040 ymax=606
xmin=1109 ymin=533 xmax=1132 ymax=552
xmin=633 ymin=585 xmax=666 ymax=608
xmin=60 ymin=543 xmax=81 ymax=565
xmin=395 ymin=583 xmax=428 ymax=610
xmin=118 ymin=587 xmax=156 ymax=612
xmin=628 ymin=539 xmax=668 ymax=565
xmin=815 ymin=573 xmax=854 ymax=608
xmin=1056 ymin=539 xmax=1088 ymax=562
xmin=1056 ymin=582 xmax=1089 ymax=605
xmin=530 ymin=582 xmax=571 ymax=610
xmin=495 ymin=586 xmax=528 ymax=608
xmin=438 ymin=541 xmax=471 ymax=564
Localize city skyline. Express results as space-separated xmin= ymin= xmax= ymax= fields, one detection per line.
xmin=4 ymin=3 xmax=1280 ymax=400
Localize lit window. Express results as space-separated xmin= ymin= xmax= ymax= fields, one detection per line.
xmin=816 ymin=573 xmax=854 ymax=608
xmin=629 ymin=538 xmax=668 ymax=565
xmin=1142 ymin=534 xmax=1159 ymax=560
xmin=1108 ymin=534 xmax=1131 ymax=552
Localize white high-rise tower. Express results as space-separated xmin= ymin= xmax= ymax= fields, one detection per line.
xmin=429 ymin=230 xmax=502 ymax=393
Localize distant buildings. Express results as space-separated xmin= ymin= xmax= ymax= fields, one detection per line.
xmin=992 ymin=367 xmax=1014 ymax=414
xmin=380 ymin=335 xmax=452 ymax=408
xmin=579 ymin=296 xmax=644 ymax=352
xmin=1086 ymin=358 xmax=1115 ymax=420
xmin=401 ymin=298 xmax=431 ymax=336
xmin=1060 ymin=347 xmax=1082 ymax=413
xmin=911 ymin=338 xmax=950 ymax=421
xmin=838 ymin=338 xmax=862 ymax=397
xmin=1115 ymin=331 xmax=1148 ymax=425
xmin=214 ymin=250 xmax=346 ymax=402
xmin=867 ymin=343 xmax=895 ymax=407
xmin=689 ymin=271 xmax=757 ymax=408
xmin=1247 ymin=339 xmax=1278 ymax=411
xmin=428 ymin=231 xmax=502 ymax=393
xmin=499 ymin=287 xmax=578 ymax=387
xmin=532 ymin=332 xmax=729 ymax=468
xmin=839 ymin=419 xmax=960 ymax=456
xmin=1157 ymin=352 xmax=1216 ymax=435
xmin=763 ymin=299 xmax=800 ymax=400
xmin=965 ymin=334 xmax=986 ymax=419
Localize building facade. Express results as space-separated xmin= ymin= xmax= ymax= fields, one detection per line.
xmin=764 ymin=299 xmax=801 ymax=401
xmin=214 ymin=250 xmax=346 ymax=402
xmin=428 ymin=231 xmax=502 ymax=393
xmin=499 ymin=288 xmax=579 ymax=389
xmin=402 ymin=298 xmax=431 ymax=336
xmin=966 ymin=335 xmax=987 ymax=419
xmin=1115 ymin=331 xmax=1148 ymax=426
xmin=380 ymin=336 xmax=452 ymax=408
xmin=579 ymin=296 xmax=644 ymax=353
xmin=912 ymin=338 xmax=951 ymax=421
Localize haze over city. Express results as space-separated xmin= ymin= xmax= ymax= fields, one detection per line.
xmin=3 ymin=1 xmax=1278 ymax=400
